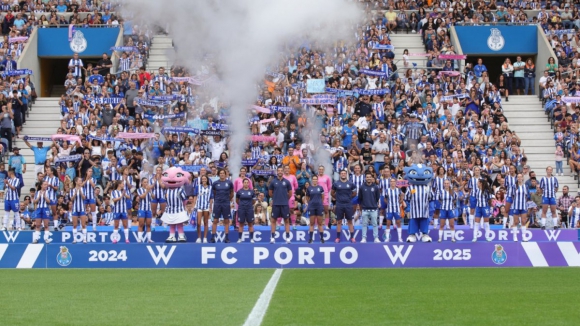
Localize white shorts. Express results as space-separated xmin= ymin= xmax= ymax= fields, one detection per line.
xmin=35 ymin=164 xmax=45 ymax=175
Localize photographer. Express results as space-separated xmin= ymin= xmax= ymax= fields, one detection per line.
xmin=0 ymin=103 xmax=14 ymax=151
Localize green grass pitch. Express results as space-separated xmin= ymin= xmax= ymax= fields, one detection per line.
xmin=0 ymin=268 xmax=577 ymax=326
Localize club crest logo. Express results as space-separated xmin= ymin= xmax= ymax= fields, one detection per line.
xmin=487 ymin=28 xmax=505 ymax=51
xmin=70 ymin=30 xmax=88 ymax=54
xmin=491 ymin=244 xmax=507 ymax=265
xmin=56 ymin=246 xmax=72 ymax=267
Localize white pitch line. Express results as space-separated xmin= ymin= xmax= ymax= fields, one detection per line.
xmin=243 ymin=269 xmax=283 ymax=326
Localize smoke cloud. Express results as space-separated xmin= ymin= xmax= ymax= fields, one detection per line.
xmin=122 ymin=0 xmax=362 ymax=174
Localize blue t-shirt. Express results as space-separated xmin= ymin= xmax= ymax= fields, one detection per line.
xmin=8 ymin=155 xmax=25 ymax=174
xmin=0 ymin=170 xmax=7 ymax=190
xmin=236 ymin=189 xmax=255 ymax=210
xmin=31 ymin=146 xmax=50 ymax=164
xmin=268 ymin=177 xmax=292 ymax=206
xmin=342 ymin=125 xmax=357 ymax=148
xmin=212 ymin=179 xmax=233 ymax=204
xmin=306 ymin=185 xmax=324 ymax=207
xmin=332 ymin=180 xmax=356 ymax=206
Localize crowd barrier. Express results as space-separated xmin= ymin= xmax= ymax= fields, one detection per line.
xmin=0 ymin=228 xmax=577 ymax=244
xmin=1 ymin=242 xmax=579 ymax=268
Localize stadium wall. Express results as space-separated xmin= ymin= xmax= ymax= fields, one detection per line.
xmin=17 ymin=27 xmax=40 ymax=96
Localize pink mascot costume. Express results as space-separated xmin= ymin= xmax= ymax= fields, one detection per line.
xmin=161 ymin=167 xmax=190 ymax=242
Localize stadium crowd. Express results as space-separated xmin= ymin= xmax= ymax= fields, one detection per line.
xmin=0 ymin=0 xmax=578 ymax=244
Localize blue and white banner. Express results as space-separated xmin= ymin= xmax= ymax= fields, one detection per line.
xmin=300 ymin=95 xmax=337 ymax=105
xmin=0 ymin=229 xmax=575 ymax=244
xmin=1 ymin=69 xmax=33 ymax=77
xmin=252 ymin=170 xmax=274 ymax=176
xmin=306 ymin=78 xmax=326 ymax=93
xmin=359 ymin=69 xmax=388 ymax=77
xmin=23 ymin=136 xmax=53 ymax=142
xmin=55 ymin=154 xmax=82 ymax=163
xmin=440 ymin=93 xmax=470 ymax=101
xmin=200 ymin=129 xmax=226 ymax=137
xmin=148 ymin=95 xmax=179 ymax=101
xmin=161 ymin=126 xmax=199 ymax=134
xmin=1 ymin=241 xmax=580 ymax=268
xmin=93 ymin=97 xmax=123 ymax=105
xmin=175 ymin=165 xmax=208 ymax=173
xmin=143 ymin=112 xmax=186 ymax=120
xmin=547 ymin=29 xmax=575 ymax=36
xmin=209 ymin=123 xmax=229 ymax=130
xmin=356 ymin=88 xmax=390 ymax=96
xmin=136 ymin=99 xmax=169 ymax=107
xmin=110 ymin=46 xmax=138 ymax=52
xmin=372 ymin=44 xmax=394 ymax=50
xmin=269 ymin=106 xmax=294 ymax=113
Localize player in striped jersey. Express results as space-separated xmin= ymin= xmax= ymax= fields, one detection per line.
xmin=137 ymin=178 xmax=154 ymax=243
xmin=504 ymin=165 xmax=517 ymax=227
xmin=45 ymin=167 xmax=61 ymax=230
xmin=70 ymin=177 xmax=88 ymax=244
xmin=83 ymin=168 xmax=98 ymax=231
xmin=472 ymin=178 xmax=494 ymax=242
xmin=32 ymin=181 xmax=52 ymax=243
xmin=111 ymin=181 xmax=132 ymax=243
xmin=431 ymin=166 xmax=446 ymax=229
xmin=236 ymin=178 xmax=256 ymax=243
xmin=150 ymin=167 xmax=167 ymax=230
xmin=437 ymin=179 xmax=457 ymax=242
xmin=194 ymin=175 xmax=213 ymax=243
xmin=510 ymin=174 xmax=529 ymax=242
xmin=382 ymin=178 xmax=404 ymax=242
xmin=568 ymin=196 xmax=580 ymax=229
xmin=467 ymin=166 xmax=482 ymax=229
xmin=2 ymin=169 xmax=20 ymax=231
xmin=378 ymin=167 xmax=393 ymax=227
xmin=539 ymin=166 xmax=559 ymax=229
xmin=350 ymin=164 xmax=365 ymax=216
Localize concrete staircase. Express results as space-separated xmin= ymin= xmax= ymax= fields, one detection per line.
xmin=147 ymin=35 xmax=175 ymax=72
xmin=502 ymin=95 xmax=576 ymax=193
xmin=14 ymin=98 xmax=62 ymax=195
xmin=389 ymin=33 xmax=428 ymax=70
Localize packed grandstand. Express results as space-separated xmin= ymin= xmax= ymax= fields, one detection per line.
xmin=0 ymin=0 xmax=578 ymax=245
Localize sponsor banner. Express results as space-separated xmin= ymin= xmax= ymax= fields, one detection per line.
xmin=1 ymin=242 xmax=580 ymax=268
xmin=0 ymin=229 xmax=576 ymax=244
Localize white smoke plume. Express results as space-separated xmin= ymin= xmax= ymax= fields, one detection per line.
xmin=121 ymin=0 xmax=362 ymax=174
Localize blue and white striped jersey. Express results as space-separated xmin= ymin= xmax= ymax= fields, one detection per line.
xmin=45 ymin=176 xmax=59 ymax=202
xmin=431 ymin=176 xmax=446 ymax=194
xmin=35 ymin=190 xmax=49 ymax=209
xmin=437 ymin=190 xmax=457 ymax=211
xmin=404 ymin=185 xmax=432 ymax=219
xmin=165 ymin=188 xmax=187 ymax=214
xmin=83 ymin=177 xmax=96 ymax=200
xmin=193 ymin=183 xmax=213 ymax=211
xmin=150 ymin=177 xmax=166 ymax=200
xmin=474 ymin=188 xmax=492 ymax=208
xmin=468 ymin=176 xmax=480 ymax=197
xmin=504 ymin=174 xmax=517 ymax=197
xmin=112 ymin=190 xmax=127 ymax=213
xmin=384 ymin=187 xmax=401 ymax=214
xmin=539 ymin=176 xmax=559 ymax=198
xmin=350 ymin=174 xmax=365 ymax=194
xmin=5 ymin=177 xmax=20 ymax=201
xmin=69 ymin=188 xmax=85 ymax=213
xmin=137 ymin=187 xmax=152 ymax=212
xmin=511 ymin=185 xmax=529 ymax=211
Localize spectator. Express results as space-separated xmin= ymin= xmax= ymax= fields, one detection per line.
xmin=558 ymin=186 xmax=573 ymax=228
xmin=8 ymin=147 xmax=25 ymax=196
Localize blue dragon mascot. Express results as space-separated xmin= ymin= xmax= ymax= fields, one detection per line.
xmin=404 ymin=164 xmax=434 ymax=243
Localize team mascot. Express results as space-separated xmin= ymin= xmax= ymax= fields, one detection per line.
xmin=161 ymin=167 xmax=190 ymax=242
xmin=404 ymin=164 xmax=434 ymax=243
